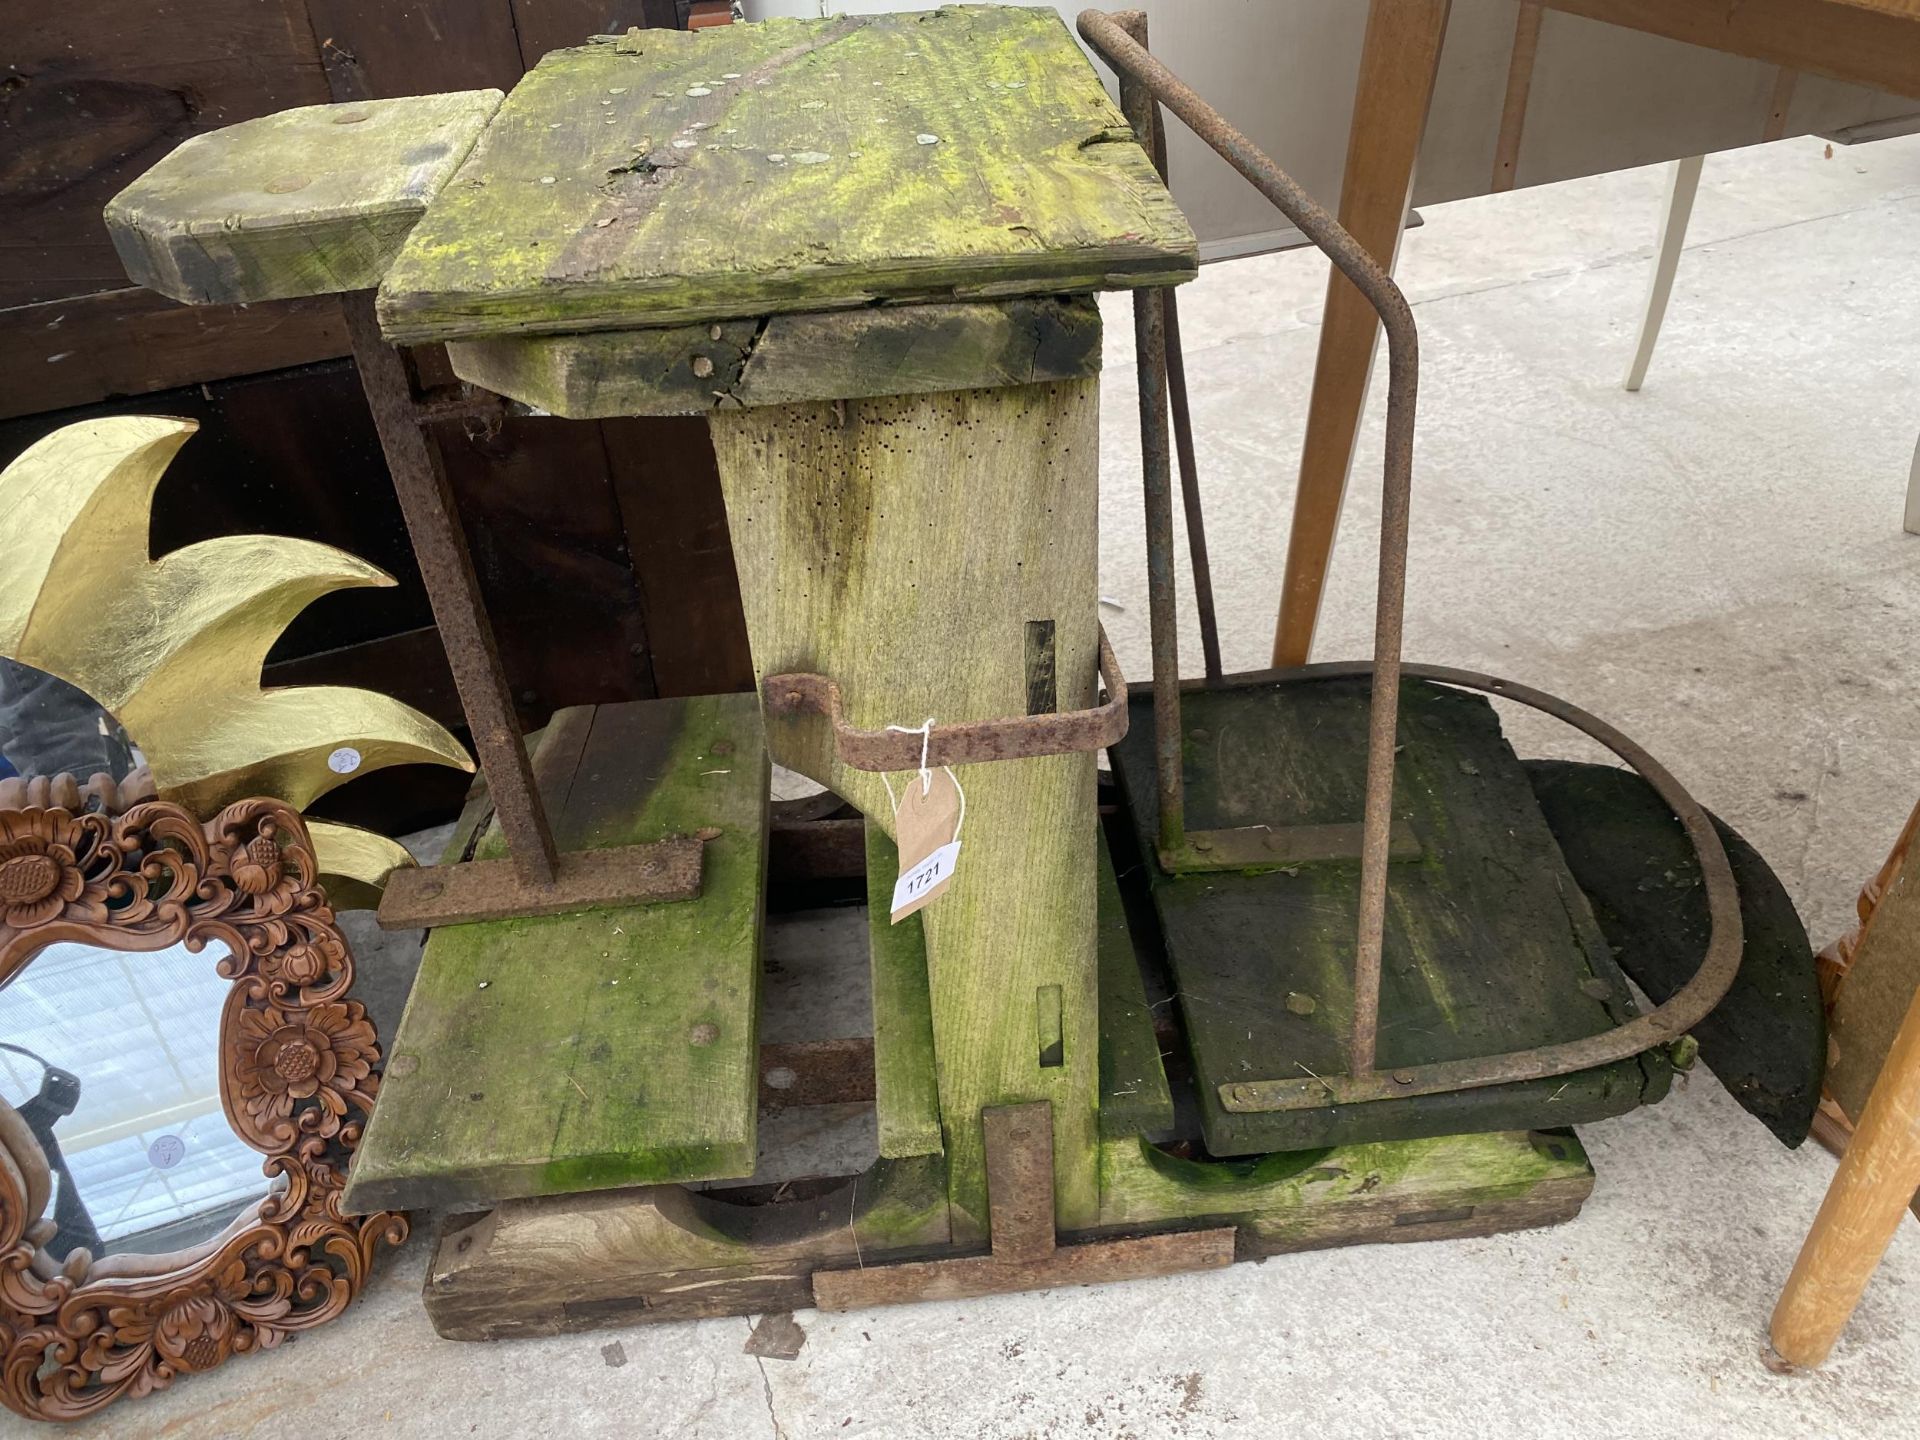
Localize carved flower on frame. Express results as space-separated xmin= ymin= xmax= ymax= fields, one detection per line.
xmin=235 ymin=1002 xmax=377 ymax=1137
xmin=212 ymin=829 xmax=300 ymax=911
xmin=107 ymin=1259 xmax=263 ymax=1376
xmin=0 ymin=812 xmax=108 ymax=929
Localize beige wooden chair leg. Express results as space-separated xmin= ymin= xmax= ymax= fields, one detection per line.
xmin=1772 ymin=971 xmax=1920 ymax=1367
xmin=1270 ymin=0 xmax=1451 ymax=668
xmin=1623 ymin=154 xmax=1704 ymax=393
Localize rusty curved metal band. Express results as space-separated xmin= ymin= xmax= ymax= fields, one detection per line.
xmin=762 ymin=626 xmax=1127 ymax=773
xmin=1204 ymin=661 xmax=1744 ymax=1111
xmin=1080 ymin=10 xmax=1419 ymax=1078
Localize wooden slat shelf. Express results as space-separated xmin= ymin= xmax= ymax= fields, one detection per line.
xmin=1110 ymin=676 xmax=1670 ymax=1154
xmin=345 ymin=692 xmax=770 ymax=1214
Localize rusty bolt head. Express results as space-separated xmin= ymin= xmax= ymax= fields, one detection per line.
xmin=695 ymin=827 xmax=723 ymax=843
xmin=1191 ymin=835 xmax=1214 ymax=852
xmin=691 ymin=355 xmax=715 ymax=378
xmin=1391 ymin=1070 xmax=1415 ymax=1085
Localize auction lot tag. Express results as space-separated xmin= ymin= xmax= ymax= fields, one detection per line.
xmin=890 ymin=766 xmax=963 ymax=922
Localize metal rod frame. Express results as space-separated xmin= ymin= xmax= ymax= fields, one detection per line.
xmin=343 ymin=292 xmax=560 ymax=888
xmin=1079 ymin=9 xmax=1743 ymax=1100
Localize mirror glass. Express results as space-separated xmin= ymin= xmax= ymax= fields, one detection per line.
xmin=0 ymin=939 xmax=266 ymax=1261
xmin=0 ymin=658 xmax=142 ymax=790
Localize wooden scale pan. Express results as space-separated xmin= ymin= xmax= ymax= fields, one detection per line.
xmin=1081 ymin=11 xmax=1825 ymax=1157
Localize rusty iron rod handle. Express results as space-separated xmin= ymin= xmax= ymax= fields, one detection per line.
xmin=763 ymin=627 xmax=1128 ymax=774
xmin=1212 ymin=661 xmax=1744 ymax=1111
xmin=1080 ymin=10 xmax=1418 ymax=1079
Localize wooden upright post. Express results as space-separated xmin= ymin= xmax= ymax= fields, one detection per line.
xmin=711 ymin=378 xmax=1104 ymax=1239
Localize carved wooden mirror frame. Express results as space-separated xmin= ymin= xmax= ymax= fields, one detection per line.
xmin=0 ymin=796 xmax=406 ymax=1422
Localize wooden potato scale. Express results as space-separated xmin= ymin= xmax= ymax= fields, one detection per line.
xmin=104 ymin=5 xmax=1824 ymax=1338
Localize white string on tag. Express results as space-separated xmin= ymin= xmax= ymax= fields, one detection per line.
xmin=878 ymin=717 xmax=965 ymax=842
xmin=890 ymin=717 xmax=936 ymax=795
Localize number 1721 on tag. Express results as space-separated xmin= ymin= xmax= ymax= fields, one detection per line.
xmin=890 ymin=841 xmax=962 ymax=922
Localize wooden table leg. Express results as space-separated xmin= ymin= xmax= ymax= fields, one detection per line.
xmin=1772 ymin=967 xmax=1920 ymax=1366
xmin=1271 ymin=0 xmax=1451 ymax=667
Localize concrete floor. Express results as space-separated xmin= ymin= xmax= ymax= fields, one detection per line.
xmin=48 ymin=133 xmax=1920 ymax=1437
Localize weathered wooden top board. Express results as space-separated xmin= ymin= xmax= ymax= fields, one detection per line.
xmin=107 ymin=91 xmax=503 ymax=305
xmin=377 ymin=5 xmax=1196 ymax=343
xmin=1109 ymin=677 xmax=1669 ymax=1154
xmin=344 ymin=694 xmax=769 ymax=1214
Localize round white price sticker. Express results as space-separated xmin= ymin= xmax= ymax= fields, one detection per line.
xmin=327 ymin=747 xmax=363 ymax=775
xmin=147 ymin=1135 xmax=185 ymax=1170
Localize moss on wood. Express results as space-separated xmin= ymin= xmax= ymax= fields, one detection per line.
xmin=108 ymin=91 xmax=502 ymax=304
xmin=377 ymin=7 xmax=1193 ymax=342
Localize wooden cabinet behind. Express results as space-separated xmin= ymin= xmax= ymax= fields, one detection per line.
xmin=0 ymin=0 xmax=752 ymax=833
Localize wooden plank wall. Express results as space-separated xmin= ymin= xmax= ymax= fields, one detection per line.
xmin=0 ymin=0 xmax=752 ymax=833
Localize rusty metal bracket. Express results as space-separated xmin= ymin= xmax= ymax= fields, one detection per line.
xmin=376 ymin=837 xmax=704 ymax=929
xmin=346 ymin=291 xmax=710 ymax=928
xmin=764 ymin=626 xmax=1127 ymax=773
xmin=811 ymin=1101 xmax=1233 ymax=1311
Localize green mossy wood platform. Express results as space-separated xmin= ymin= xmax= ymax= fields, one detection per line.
xmin=344 ymin=694 xmax=769 ymax=1215
xmin=1109 ymin=677 xmax=1670 ymax=1155
xmin=376 ymin=5 xmax=1196 ymax=343
xmin=415 ymin=806 xmax=1596 ymax=1342
xmin=106 ymin=90 xmax=503 ymax=305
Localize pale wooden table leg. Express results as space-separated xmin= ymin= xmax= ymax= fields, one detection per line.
xmin=1773 ymin=957 xmax=1920 ymax=1366
xmin=1271 ymin=0 xmax=1451 ymax=668
xmin=1623 ymin=155 xmax=1704 ymax=393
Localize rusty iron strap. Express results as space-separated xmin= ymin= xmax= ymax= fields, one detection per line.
xmin=1110 ymin=15 xmax=1188 ymax=863
xmin=1212 ymin=661 xmax=1744 ymax=1112
xmin=343 ymin=292 xmax=559 ymax=887
xmin=1081 ymin=11 xmax=1419 ymax=1080
xmin=763 ymin=626 xmax=1127 ymax=773
xmin=1126 ymin=13 xmax=1223 ymax=687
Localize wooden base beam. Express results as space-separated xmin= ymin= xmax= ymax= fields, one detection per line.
xmin=813 ymin=1102 xmax=1233 ymax=1311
